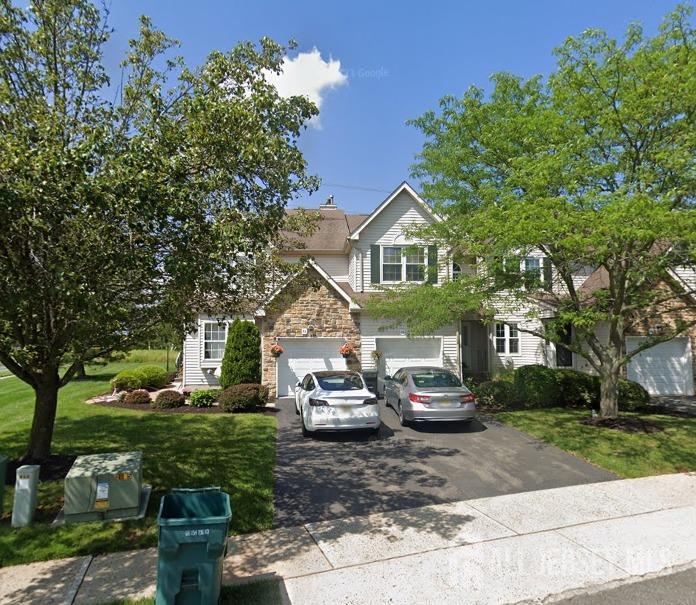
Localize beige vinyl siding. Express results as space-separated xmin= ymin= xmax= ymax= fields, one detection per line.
xmin=359 ymin=316 xmax=460 ymax=376
xmin=673 ymin=266 xmax=696 ymax=292
xmin=357 ymin=191 xmax=439 ymax=292
xmin=182 ymin=313 xmax=253 ymax=387
xmin=488 ymin=316 xmax=548 ymax=374
xmin=282 ymin=253 xmax=349 ymax=281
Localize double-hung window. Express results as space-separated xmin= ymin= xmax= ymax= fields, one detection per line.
xmin=405 ymin=247 xmax=425 ymax=281
xmin=495 ymin=323 xmax=520 ymax=355
xmin=203 ymin=322 xmax=227 ymax=360
xmin=382 ymin=245 xmax=426 ymax=283
xmin=382 ymin=246 xmax=403 ymax=282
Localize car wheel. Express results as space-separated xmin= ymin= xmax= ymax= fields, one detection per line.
xmin=301 ymin=412 xmax=313 ymax=438
xmin=398 ymin=401 xmax=409 ymax=427
xmin=294 ymin=399 xmax=300 ymax=415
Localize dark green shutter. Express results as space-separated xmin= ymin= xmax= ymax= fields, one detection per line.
xmin=370 ymin=245 xmax=380 ymax=284
xmin=427 ymin=245 xmax=438 ymax=284
xmin=543 ymin=257 xmax=553 ymax=290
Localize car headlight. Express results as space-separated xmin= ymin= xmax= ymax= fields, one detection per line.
xmin=309 ymin=398 xmax=329 ymax=406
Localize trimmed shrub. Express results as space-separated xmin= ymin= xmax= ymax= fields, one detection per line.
xmin=618 ymin=379 xmax=651 ymax=411
xmin=133 ymin=365 xmax=169 ymax=389
xmin=514 ymin=364 xmax=562 ymax=408
xmin=219 ymin=383 xmax=267 ymax=412
xmin=189 ymin=389 xmax=219 ymax=408
xmin=219 ymin=320 xmax=261 ymax=389
xmin=111 ymin=370 xmax=142 ymax=392
xmin=474 ymin=380 xmax=517 ymax=409
xmin=555 ymin=369 xmax=600 ymax=408
xmin=123 ymin=389 xmax=151 ymax=405
xmin=154 ymin=389 xmax=185 ymax=409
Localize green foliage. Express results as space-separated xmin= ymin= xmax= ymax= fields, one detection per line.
xmin=219 ymin=320 xmax=261 ymax=389
xmin=123 ymin=390 xmax=151 ymax=406
xmin=618 ymin=379 xmax=651 ymax=411
xmin=0 ymin=1 xmax=318 ymax=459
xmin=111 ymin=370 xmax=142 ymax=392
xmin=474 ymin=380 xmax=517 ymax=409
xmin=124 ymin=349 xmax=180 ymax=364
xmin=219 ymin=384 xmax=268 ymax=413
xmin=188 ymin=389 xmax=219 ymax=408
xmin=514 ymin=365 xmax=562 ymax=408
xmin=133 ymin=366 xmax=169 ymax=389
xmin=555 ymin=369 xmax=600 ymax=408
xmin=153 ymin=389 xmax=185 ymax=409
xmin=368 ymin=6 xmax=696 ymax=418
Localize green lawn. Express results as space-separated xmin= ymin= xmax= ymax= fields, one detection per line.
xmin=497 ymin=407 xmax=696 ymax=478
xmin=104 ymin=580 xmax=284 ymax=605
xmin=0 ymin=362 xmax=276 ymax=567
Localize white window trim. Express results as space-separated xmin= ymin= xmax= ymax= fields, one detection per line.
xmin=202 ymin=321 xmax=227 ymax=363
xmin=494 ymin=322 xmax=521 ymax=356
xmin=380 ymin=244 xmax=428 ymax=284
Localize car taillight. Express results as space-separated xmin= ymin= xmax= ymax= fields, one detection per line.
xmin=309 ymin=398 xmax=329 ymax=406
xmin=409 ymin=393 xmax=431 ymax=404
xmin=460 ymin=393 xmax=476 ymax=403
xmin=363 ymin=397 xmax=379 ymax=406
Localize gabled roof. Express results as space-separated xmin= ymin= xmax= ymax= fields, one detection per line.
xmin=348 ymin=182 xmax=441 ymax=241
xmin=260 ymin=259 xmax=361 ymax=313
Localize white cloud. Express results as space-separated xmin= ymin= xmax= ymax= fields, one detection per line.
xmin=265 ymin=48 xmax=347 ymax=127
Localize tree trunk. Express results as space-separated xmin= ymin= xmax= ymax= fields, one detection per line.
xmin=75 ymin=361 xmax=86 ymax=379
xmin=24 ymin=377 xmax=60 ymax=462
xmin=599 ymin=365 xmax=620 ymax=419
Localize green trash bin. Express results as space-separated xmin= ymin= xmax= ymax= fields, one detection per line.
xmin=0 ymin=454 xmax=7 ymax=516
xmin=155 ymin=487 xmax=232 ymax=605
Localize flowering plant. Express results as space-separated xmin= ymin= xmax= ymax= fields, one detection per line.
xmin=270 ymin=343 xmax=284 ymax=357
xmin=339 ymin=342 xmax=356 ymax=357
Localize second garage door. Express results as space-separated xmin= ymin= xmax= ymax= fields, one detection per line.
xmin=626 ymin=336 xmax=694 ymax=396
xmin=276 ymin=338 xmax=347 ymax=397
xmin=377 ymin=337 xmax=443 ymax=376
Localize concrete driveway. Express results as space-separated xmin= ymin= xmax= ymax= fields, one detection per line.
xmin=273 ymin=397 xmax=616 ymax=527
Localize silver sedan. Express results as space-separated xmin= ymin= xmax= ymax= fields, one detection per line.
xmin=383 ymin=366 xmax=477 ymax=426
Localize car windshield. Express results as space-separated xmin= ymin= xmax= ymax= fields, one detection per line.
xmin=316 ymin=374 xmax=364 ymax=391
xmin=410 ymin=370 xmax=462 ymax=388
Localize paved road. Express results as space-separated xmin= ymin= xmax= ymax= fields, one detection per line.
xmin=273 ymin=397 xmax=615 ymax=527
xmin=556 ymin=568 xmax=696 ymax=604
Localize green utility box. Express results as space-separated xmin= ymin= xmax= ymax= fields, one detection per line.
xmin=155 ymin=487 xmax=232 ymax=605
xmin=0 ymin=454 xmax=7 ymax=516
xmin=63 ymin=451 xmax=143 ymax=523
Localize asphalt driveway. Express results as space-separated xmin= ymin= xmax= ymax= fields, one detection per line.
xmin=273 ymin=397 xmax=616 ymax=527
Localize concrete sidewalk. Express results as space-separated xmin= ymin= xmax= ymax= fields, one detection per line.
xmin=1 ymin=473 xmax=695 ymax=605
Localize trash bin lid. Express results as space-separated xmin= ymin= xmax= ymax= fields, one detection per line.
xmin=158 ymin=488 xmax=232 ymax=526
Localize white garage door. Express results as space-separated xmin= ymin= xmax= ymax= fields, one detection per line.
xmin=626 ymin=337 xmax=694 ymax=396
xmin=276 ymin=338 xmax=347 ymax=396
xmin=377 ymin=337 xmax=443 ymax=376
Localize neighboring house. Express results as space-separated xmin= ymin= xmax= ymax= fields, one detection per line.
xmin=182 ymin=181 xmax=696 ymax=398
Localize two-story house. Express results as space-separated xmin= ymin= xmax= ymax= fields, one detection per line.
xmin=181 ymin=181 xmax=696 ymax=398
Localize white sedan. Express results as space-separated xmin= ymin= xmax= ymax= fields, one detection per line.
xmin=294 ymin=371 xmax=380 ymax=437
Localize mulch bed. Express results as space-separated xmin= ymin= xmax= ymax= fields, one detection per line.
xmin=5 ymin=454 xmax=77 ymax=483
xmin=93 ymin=399 xmax=280 ymax=415
xmin=579 ymin=416 xmax=665 ymax=434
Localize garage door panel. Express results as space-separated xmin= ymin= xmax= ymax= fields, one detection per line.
xmin=276 ymin=338 xmax=346 ymax=396
xmin=626 ymin=337 xmax=693 ymax=396
xmin=377 ymin=338 xmax=443 ymax=376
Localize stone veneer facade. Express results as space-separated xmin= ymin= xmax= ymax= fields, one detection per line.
xmin=259 ymin=271 xmax=361 ymax=399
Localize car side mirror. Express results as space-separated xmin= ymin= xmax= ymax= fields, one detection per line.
xmin=296 ymin=381 xmax=302 ymax=388
xmin=383 ymin=375 xmax=392 ymax=381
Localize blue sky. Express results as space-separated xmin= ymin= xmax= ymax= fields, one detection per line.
xmin=106 ymin=1 xmax=681 ymax=213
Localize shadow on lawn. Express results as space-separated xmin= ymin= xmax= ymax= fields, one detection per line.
xmin=0 ymin=410 xmax=275 ymax=566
